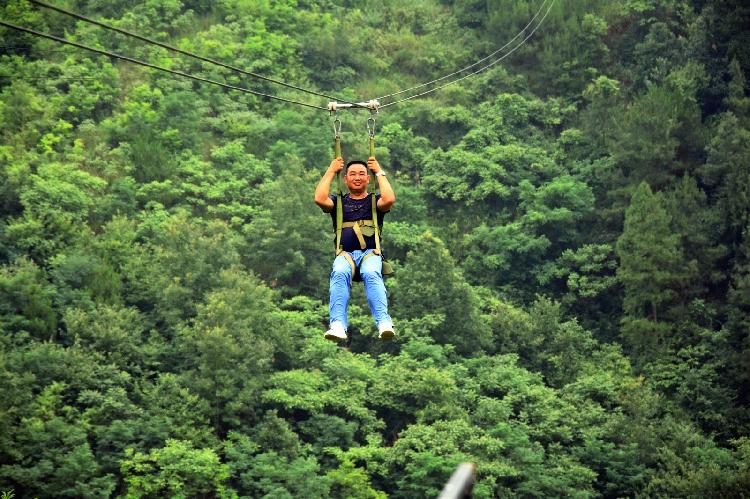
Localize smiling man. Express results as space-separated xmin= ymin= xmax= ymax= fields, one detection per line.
xmin=314 ymin=156 xmax=396 ymax=342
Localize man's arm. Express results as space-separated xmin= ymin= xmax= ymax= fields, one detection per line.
xmin=367 ymin=157 xmax=395 ymax=212
xmin=314 ymin=157 xmax=344 ymax=212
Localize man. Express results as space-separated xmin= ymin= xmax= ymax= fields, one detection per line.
xmin=314 ymin=156 xmax=396 ymax=342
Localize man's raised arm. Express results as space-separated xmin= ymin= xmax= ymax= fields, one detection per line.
xmin=368 ymin=157 xmax=395 ymax=212
xmin=314 ymin=157 xmax=344 ymax=212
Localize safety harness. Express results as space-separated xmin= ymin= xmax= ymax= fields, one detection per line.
xmin=331 ymin=104 xmax=394 ymax=283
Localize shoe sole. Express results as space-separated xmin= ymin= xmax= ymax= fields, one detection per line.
xmin=324 ymin=333 xmax=346 ymax=342
xmin=379 ymin=330 xmax=395 ymax=341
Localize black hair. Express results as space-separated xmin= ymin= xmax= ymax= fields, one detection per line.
xmin=345 ymin=160 xmax=367 ymax=173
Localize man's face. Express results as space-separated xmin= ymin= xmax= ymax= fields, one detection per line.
xmin=344 ymin=163 xmax=369 ymax=194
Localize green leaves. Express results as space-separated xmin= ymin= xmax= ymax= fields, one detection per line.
xmin=608 ymin=83 xmax=703 ymax=188
xmin=463 ymin=175 xmax=594 ymax=299
xmin=1 ymin=0 xmax=749 ymax=496
xmin=178 ymin=269 xmax=281 ymax=432
xmin=0 ymin=382 xmax=116 ymax=498
xmin=617 ymin=183 xmax=684 ymax=319
xmin=241 ymin=172 xmax=331 ymax=298
xmin=224 ymin=428 xmax=331 ymax=498
xmin=424 ymin=147 xmax=510 ymax=205
xmin=554 ymin=244 xmax=619 ymax=299
xmin=121 ymin=440 xmax=232 ymax=499
xmin=701 ymin=113 xmax=750 ymax=242
xmin=391 ymin=232 xmax=492 ymax=354
xmin=0 ymin=258 xmax=56 ymax=342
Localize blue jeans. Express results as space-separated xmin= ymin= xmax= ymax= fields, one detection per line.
xmin=329 ymin=249 xmax=392 ymax=330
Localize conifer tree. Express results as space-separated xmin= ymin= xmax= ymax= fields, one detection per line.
xmin=616 ymin=182 xmax=686 ymax=359
xmin=726 ymin=58 xmax=750 ymax=125
xmin=726 ymin=222 xmax=750 ymax=429
xmin=664 ymin=175 xmax=722 ymax=310
xmin=391 ymin=232 xmax=492 ymax=354
xmin=700 ymin=113 xmax=750 ymax=246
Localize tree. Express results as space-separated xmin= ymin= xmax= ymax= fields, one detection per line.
xmin=608 ymin=84 xmax=702 ymax=189
xmin=0 ymin=258 xmax=56 ymax=342
xmin=463 ymin=175 xmax=595 ymax=299
xmin=327 ymin=457 xmax=386 ymax=499
xmin=4 ymin=161 xmax=106 ymax=263
xmin=700 ymin=113 xmax=750 ymax=245
xmin=664 ymin=175 xmax=726 ymax=306
xmin=2 ymin=0 xmax=749 ymax=494
xmin=579 ymin=76 xmax=622 ymax=154
xmin=644 ymin=324 xmax=736 ymax=436
xmin=377 ymin=123 xmax=430 ymax=182
xmin=224 ymin=428 xmax=331 ymax=499
xmin=725 ymin=58 xmax=750 ymax=125
xmin=50 ymin=250 xmax=122 ymax=310
xmin=122 ymin=208 xmax=243 ymax=330
xmin=616 ymin=182 xmax=689 ymax=360
xmin=121 ymin=439 xmax=234 ymax=498
xmin=0 ymin=382 xmax=116 ymax=498
xmin=551 ymin=243 xmax=621 ymax=338
xmin=391 ymin=232 xmax=492 ymax=354
xmin=241 ymin=172 xmax=331 ymax=299
xmin=63 ymin=304 xmax=145 ymax=369
xmin=178 ymin=269 xmax=281 ymax=435
xmin=725 ymin=221 xmax=750 ymax=432
xmin=536 ymin=11 xmax=611 ymax=97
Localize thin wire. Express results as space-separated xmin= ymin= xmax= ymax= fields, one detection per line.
xmin=0 ymin=44 xmax=71 ymax=53
xmin=379 ymin=0 xmax=555 ymax=109
xmin=0 ymin=21 xmax=327 ymax=110
xmin=29 ymin=0 xmax=362 ymax=107
xmin=0 ymin=75 xmax=102 ymax=79
xmin=0 ymin=44 xmax=62 ymax=49
xmin=375 ymin=0 xmax=550 ymax=103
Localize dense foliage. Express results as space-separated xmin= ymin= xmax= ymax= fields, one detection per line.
xmin=2 ymin=0 xmax=750 ymax=496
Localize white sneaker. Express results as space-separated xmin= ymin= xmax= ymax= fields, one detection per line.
xmin=324 ymin=322 xmax=347 ymax=342
xmin=378 ymin=322 xmax=395 ymax=341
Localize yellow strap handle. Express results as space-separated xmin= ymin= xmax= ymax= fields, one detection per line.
xmin=369 ymin=134 xmax=382 ymax=256
xmin=334 ymin=135 xmax=343 ymax=255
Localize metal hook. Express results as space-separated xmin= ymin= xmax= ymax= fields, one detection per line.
xmin=332 ymin=114 xmax=342 ymax=139
xmin=366 ymin=111 xmax=376 ymax=139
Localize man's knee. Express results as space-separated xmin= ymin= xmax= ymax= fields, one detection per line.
xmin=360 ymin=268 xmax=382 ymax=281
xmin=360 ymin=254 xmax=382 ymax=278
xmin=332 ymin=259 xmax=352 ymax=277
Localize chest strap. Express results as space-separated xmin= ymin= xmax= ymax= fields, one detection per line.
xmin=341 ymin=219 xmax=377 ymax=250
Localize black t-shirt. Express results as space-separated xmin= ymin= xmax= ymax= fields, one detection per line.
xmin=329 ymin=193 xmax=387 ymax=252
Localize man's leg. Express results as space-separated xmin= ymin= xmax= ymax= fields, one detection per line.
xmin=359 ymin=253 xmax=395 ymax=339
xmin=326 ymin=254 xmax=353 ymax=341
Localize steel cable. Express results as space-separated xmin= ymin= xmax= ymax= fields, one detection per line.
xmin=379 ymin=0 xmax=555 ymax=108
xmin=375 ymin=0 xmax=551 ymax=104
xmin=0 ymin=20 xmax=328 ymax=110
xmin=28 ymin=0 xmax=363 ymax=107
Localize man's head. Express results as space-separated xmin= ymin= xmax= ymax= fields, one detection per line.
xmin=344 ymin=160 xmax=369 ymax=194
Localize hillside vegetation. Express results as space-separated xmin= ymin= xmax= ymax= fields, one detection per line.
xmin=1 ymin=0 xmax=750 ymax=496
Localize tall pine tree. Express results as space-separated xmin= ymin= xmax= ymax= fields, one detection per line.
xmin=700 ymin=114 xmax=750 ymax=246
xmin=616 ymin=182 xmax=687 ymax=361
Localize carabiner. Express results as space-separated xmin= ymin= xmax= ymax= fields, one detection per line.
xmin=332 ymin=113 xmax=342 ymax=140
xmin=366 ymin=111 xmax=376 ymax=139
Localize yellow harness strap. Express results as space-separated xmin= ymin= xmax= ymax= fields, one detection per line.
xmin=339 ymin=251 xmax=356 ymax=284
xmin=341 ymin=220 xmax=376 ymax=250
xmin=338 ymin=250 xmax=379 ymax=285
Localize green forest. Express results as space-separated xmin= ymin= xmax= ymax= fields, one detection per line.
xmin=1 ymin=0 xmax=749 ymax=496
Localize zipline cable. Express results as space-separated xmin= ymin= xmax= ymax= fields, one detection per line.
xmin=0 ymin=75 xmax=103 ymax=80
xmin=379 ymin=0 xmax=555 ymax=108
xmin=375 ymin=0 xmax=551 ymax=104
xmin=28 ymin=0 xmax=363 ymax=108
xmin=0 ymin=20 xmax=328 ymax=110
